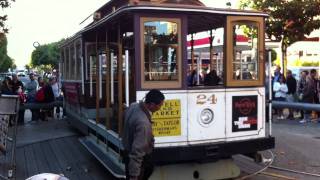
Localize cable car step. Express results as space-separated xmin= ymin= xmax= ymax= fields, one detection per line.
xmin=79 ymin=137 xmax=126 ymax=179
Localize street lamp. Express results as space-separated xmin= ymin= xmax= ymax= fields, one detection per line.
xmin=33 ymin=41 xmax=40 ymax=48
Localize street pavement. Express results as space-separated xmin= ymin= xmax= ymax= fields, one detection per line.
xmin=238 ymin=119 xmax=320 ymax=180
xmin=267 ymin=119 xmax=320 ymax=179
xmin=18 ymin=110 xmax=320 ymax=179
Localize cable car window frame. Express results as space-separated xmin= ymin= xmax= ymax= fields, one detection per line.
xmin=226 ymin=16 xmax=265 ymax=87
xmin=140 ymin=17 xmax=182 ymax=89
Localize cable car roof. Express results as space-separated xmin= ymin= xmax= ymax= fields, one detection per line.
xmin=61 ymin=2 xmax=268 ymax=47
xmin=86 ymin=4 xmax=267 ymax=31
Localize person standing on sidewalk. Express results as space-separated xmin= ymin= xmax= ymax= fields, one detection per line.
xmin=25 ymin=73 xmax=39 ymax=121
xmin=310 ymin=69 xmax=319 ymax=120
xmin=273 ymin=75 xmax=288 ymax=119
xmin=50 ymin=76 xmax=61 ymax=118
xmin=12 ymin=74 xmax=24 ymax=92
xmin=122 ymin=89 xmax=165 ymax=180
xmin=300 ymin=73 xmax=316 ymax=123
xmin=297 ymin=71 xmax=308 ymax=120
xmin=286 ymin=70 xmax=297 ymax=119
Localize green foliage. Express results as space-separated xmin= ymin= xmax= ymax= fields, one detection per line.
xmin=301 ymin=61 xmax=319 ymax=67
xmin=290 ymin=59 xmax=320 ymax=67
xmin=31 ymin=41 xmax=62 ymax=69
xmin=239 ymin=0 xmax=320 ymax=72
xmin=0 ymin=0 xmax=15 ymax=34
xmin=0 ymin=35 xmax=14 ymax=72
xmin=239 ymin=0 xmax=320 ymax=48
xmin=24 ymin=64 xmax=31 ymax=73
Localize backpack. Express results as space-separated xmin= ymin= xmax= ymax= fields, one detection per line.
xmin=35 ymin=88 xmax=45 ymax=102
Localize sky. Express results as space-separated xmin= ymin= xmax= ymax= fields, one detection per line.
xmin=5 ymin=0 xmax=237 ymax=68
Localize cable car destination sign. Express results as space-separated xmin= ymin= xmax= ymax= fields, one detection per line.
xmin=152 ymin=99 xmax=181 ymax=137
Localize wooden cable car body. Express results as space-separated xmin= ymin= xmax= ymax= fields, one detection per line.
xmin=60 ymin=0 xmax=275 ymax=179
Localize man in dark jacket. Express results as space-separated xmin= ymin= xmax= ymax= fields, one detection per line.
xmin=300 ymin=74 xmax=315 ymax=123
xmin=286 ymin=70 xmax=297 ymax=119
xmin=12 ymin=74 xmax=24 ymax=93
xmin=286 ymin=70 xmax=297 ymax=96
xmin=122 ymin=89 xmax=165 ymax=180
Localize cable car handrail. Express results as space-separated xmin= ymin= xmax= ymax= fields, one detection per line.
xmin=272 ymin=101 xmax=320 ymax=111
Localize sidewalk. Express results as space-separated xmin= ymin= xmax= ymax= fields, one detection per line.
xmin=1 ymin=110 xmax=114 ymax=180
xmin=272 ymin=118 xmax=320 ymax=138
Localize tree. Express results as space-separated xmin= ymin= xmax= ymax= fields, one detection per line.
xmin=0 ymin=34 xmax=14 ymax=72
xmin=239 ymin=0 xmax=320 ymax=73
xmin=24 ymin=64 xmax=30 ymax=73
xmin=0 ymin=0 xmax=15 ymax=34
xmin=31 ymin=41 xmax=62 ymax=70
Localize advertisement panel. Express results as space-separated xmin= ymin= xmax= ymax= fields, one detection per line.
xmin=232 ymin=95 xmax=258 ymax=132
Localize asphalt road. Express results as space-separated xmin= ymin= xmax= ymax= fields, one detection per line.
xmin=267 ymin=120 xmax=320 ymax=179
xmin=238 ymin=119 xmax=320 ymax=180
xmin=22 ymin=110 xmax=320 ymax=179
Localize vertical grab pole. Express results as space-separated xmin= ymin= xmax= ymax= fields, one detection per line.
xmin=125 ymin=50 xmax=129 ymax=107
xmin=89 ymin=56 xmax=93 ymax=97
xmin=81 ymin=56 xmax=85 ymax=95
xmin=110 ymin=52 xmax=114 ymax=104
xmin=191 ymin=34 xmax=195 ymax=71
xmin=117 ymin=24 xmax=124 ymax=135
xmin=81 ymin=41 xmax=85 ymax=95
xmin=209 ymin=30 xmax=214 ymax=71
xmin=99 ymin=54 xmax=103 ymax=99
xmin=105 ymin=31 xmax=111 ymax=129
xmin=268 ymin=50 xmax=272 ymax=136
xmin=96 ymin=33 xmax=101 ymax=125
xmin=197 ymin=52 xmax=201 ymax=85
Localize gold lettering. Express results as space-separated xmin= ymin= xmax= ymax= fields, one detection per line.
xmin=196 ymin=94 xmax=217 ymax=105
xmin=196 ymin=94 xmax=206 ymax=105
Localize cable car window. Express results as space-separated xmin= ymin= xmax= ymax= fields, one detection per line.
xmin=232 ymin=22 xmax=259 ymax=81
xmin=143 ymin=21 xmax=179 ymax=81
xmin=187 ymin=28 xmax=225 ymax=87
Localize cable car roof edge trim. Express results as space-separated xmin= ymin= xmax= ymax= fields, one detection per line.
xmin=61 ymin=5 xmax=268 ymax=46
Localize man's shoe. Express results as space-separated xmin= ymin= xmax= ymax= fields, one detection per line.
xmin=299 ymin=119 xmax=307 ymax=123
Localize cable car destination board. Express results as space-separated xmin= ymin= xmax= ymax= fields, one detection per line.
xmin=152 ymin=99 xmax=181 ymax=137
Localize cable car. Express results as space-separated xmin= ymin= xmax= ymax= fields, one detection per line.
xmin=60 ymin=0 xmax=274 ymax=179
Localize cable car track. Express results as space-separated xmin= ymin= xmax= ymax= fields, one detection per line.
xmin=236 ymin=150 xmax=320 ymax=180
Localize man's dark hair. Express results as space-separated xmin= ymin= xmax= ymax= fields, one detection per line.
xmin=310 ymin=69 xmax=317 ymax=74
xmin=145 ymin=89 xmax=165 ymax=105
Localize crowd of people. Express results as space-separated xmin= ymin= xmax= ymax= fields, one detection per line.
xmin=187 ymin=69 xmax=221 ymax=86
xmin=272 ymin=66 xmax=320 ymax=123
xmin=0 ymin=73 xmax=61 ymax=124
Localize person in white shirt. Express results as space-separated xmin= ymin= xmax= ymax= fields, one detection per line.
xmin=273 ymin=75 xmax=288 ymax=119
xmin=49 ymin=76 xmax=61 ymax=118
xmin=50 ymin=77 xmax=59 ymax=98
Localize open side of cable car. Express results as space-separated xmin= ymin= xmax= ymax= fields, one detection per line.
xmin=60 ymin=0 xmax=275 ymax=179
